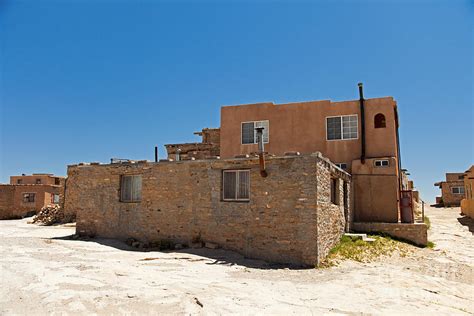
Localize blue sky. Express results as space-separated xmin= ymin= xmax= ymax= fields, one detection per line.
xmin=0 ymin=0 xmax=472 ymax=202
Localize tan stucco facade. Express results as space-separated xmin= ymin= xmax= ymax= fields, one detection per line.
xmin=220 ymin=97 xmax=401 ymax=223
xmin=461 ymin=166 xmax=474 ymax=218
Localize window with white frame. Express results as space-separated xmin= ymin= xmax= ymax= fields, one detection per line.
xmin=241 ymin=120 xmax=269 ymax=144
xmin=326 ymin=115 xmax=358 ymax=140
xmin=120 ymin=175 xmax=142 ymax=202
xmin=335 ymin=163 xmax=347 ymax=170
xmin=52 ymin=194 xmax=60 ymax=204
xmin=374 ymin=159 xmax=390 ymax=167
xmin=223 ymin=170 xmax=250 ymax=201
xmin=451 ymin=186 xmax=465 ymax=195
xmin=23 ymin=193 xmax=35 ymax=203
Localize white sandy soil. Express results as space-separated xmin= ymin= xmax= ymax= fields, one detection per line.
xmin=0 ymin=205 xmax=473 ymax=315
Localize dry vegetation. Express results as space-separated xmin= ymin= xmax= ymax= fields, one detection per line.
xmin=320 ymin=234 xmax=414 ymax=267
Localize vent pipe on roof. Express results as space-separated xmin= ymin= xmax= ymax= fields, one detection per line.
xmin=358 ymin=83 xmax=366 ymax=164
xmin=255 ymin=127 xmax=268 ymax=177
xmin=154 ymin=146 xmax=158 ymax=163
xmin=176 ymin=148 xmax=181 ymax=162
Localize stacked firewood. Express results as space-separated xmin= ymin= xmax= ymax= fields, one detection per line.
xmin=32 ymin=204 xmax=64 ymax=225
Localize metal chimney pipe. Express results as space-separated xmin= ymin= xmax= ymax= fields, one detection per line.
xmin=358 ymin=83 xmax=366 ymax=164
xmin=176 ymin=148 xmax=181 ymax=162
xmin=255 ymin=127 xmax=268 ymax=177
xmin=154 ymin=146 xmax=158 ymax=163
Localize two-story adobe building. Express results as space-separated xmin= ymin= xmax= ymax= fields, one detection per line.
xmin=167 ymin=84 xmax=406 ymax=224
xmin=0 ymin=174 xmax=65 ymax=220
xmin=434 ymin=172 xmax=466 ymax=207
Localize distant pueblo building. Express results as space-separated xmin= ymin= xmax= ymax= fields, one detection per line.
xmin=65 ymin=84 xmax=427 ymax=266
xmin=0 ymin=174 xmax=64 ymax=219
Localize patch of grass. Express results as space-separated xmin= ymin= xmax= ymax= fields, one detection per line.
xmin=426 ymin=241 xmax=435 ymax=249
xmin=424 ymin=216 xmax=431 ymax=230
xmin=320 ymin=234 xmax=412 ymax=267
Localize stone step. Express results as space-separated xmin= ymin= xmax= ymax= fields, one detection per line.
xmin=363 ymin=237 xmax=376 ymax=242
xmin=344 ymin=233 xmax=367 ymax=240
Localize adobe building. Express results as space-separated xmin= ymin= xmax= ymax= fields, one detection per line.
xmin=65 ymin=153 xmax=351 ymax=266
xmin=165 ymin=128 xmax=220 ymax=161
xmin=0 ymin=174 xmax=65 ymax=220
xmin=461 ymin=165 xmax=474 ymax=218
xmin=434 ymin=172 xmax=466 ymax=207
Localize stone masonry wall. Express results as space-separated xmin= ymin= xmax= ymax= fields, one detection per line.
xmin=316 ymin=159 xmax=350 ymax=263
xmin=352 ymin=222 xmax=428 ymax=246
xmin=441 ymin=181 xmax=464 ymax=206
xmin=65 ymin=154 xmax=350 ymax=266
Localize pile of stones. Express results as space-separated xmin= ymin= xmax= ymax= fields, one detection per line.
xmin=32 ymin=204 xmax=64 ymax=226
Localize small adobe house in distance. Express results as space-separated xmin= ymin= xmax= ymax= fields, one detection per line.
xmin=434 ymin=172 xmax=466 ymax=207
xmin=461 ymin=165 xmax=474 ymax=218
xmin=0 ymin=174 xmax=65 ymax=220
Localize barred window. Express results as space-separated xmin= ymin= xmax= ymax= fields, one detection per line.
xmin=241 ymin=121 xmax=269 ymax=144
xmin=120 ymin=175 xmax=142 ymax=202
xmin=326 ymin=115 xmax=358 ymax=140
xmin=23 ymin=193 xmax=35 ymax=203
xmin=223 ymin=170 xmax=250 ymax=201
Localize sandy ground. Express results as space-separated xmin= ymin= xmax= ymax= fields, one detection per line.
xmin=0 ymin=206 xmax=473 ymax=315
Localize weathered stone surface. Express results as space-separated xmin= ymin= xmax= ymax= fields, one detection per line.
xmin=352 ymin=222 xmax=428 ymax=246
xmin=65 ymin=154 xmax=351 ymax=266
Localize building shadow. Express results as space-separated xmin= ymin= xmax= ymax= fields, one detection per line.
xmin=50 ymin=234 xmax=308 ymax=270
xmin=457 ymin=216 xmax=474 ymax=234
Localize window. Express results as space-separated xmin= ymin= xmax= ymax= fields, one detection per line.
xmin=330 ymin=178 xmax=339 ymax=205
xmin=451 ymin=186 xmax=465 ymax=195
xmin=55 ymin=178 xmax=60 ymax=185
xmin=23 ymin=193 xmax=35 ymax=203
xmin=52 ymin=194 xmax=60 ymax=204
xmin=374 ymin=113 xmax=386 ymax=128
xmin=326 ymin=115 xmax=358 ymax=140
xmin=17 ymin=179 xmax=22 ymax=184
xmin=120 ymin=175 xmax=142 ymax=202
xmin=375 ymin=159 xmax=390 ymax=167
xmin=241 ymin=121 xmax=269 ymax=144
xmin=223 ymin=170 xmax=250 ymax=201
xmin=335 ymin=163 xmax=347 ymax=170
xmin=36 ymin=179 xmax=41 ymax=184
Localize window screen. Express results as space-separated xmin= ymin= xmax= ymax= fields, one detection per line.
xmin=327 ymin=117 xmax=342 ymax=140
xmin=223 ymin=170 xmax=250 ymax=201
xmin=241 ymin=122 xmax=255 ymax=144
xmin=327 ymin=116 xmax=358 ymax=140
xmin=120 ymin=175 xmax=142 ymax=202
xmin=342 ymin=115 xmax=358 ymax=139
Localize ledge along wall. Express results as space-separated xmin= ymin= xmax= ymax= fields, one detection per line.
xmin=65 ymin=153 xmax=350 ymax=266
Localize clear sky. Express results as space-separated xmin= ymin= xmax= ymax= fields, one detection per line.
xmin=0 ymin=0 xmax=472 ymax=202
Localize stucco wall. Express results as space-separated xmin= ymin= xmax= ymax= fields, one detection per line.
xmin=0 ymin=184 xmax=62 ymax=219
xmin=220 ymin=97 xmax=398 ymax=172
xmin=351 ymin=157 xmax=400 ymax=223
xmin=65 ymin=154 xmax=350 ymax=266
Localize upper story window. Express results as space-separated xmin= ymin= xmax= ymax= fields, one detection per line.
xmin=326 ymin=115 xmax=358 ymax=140
xmin=23 ymin=193 xmax=35 ymax=203
xmin=374 ymin=113 xmax=386 ymax=128
xmin=241 ymin=120 xmax=269 ymax=144
xmin=17 ymin=179 xmax=22 ymax=184
xmin=335 ymin=163 xmax=347 ymax=170
xmin=374 ymin=159 xmax=390 ymax=167
xmin=36 ymin=179 xmax=41 ymax=184
xmin=120 ymin=175 xmax=142 ymax=202
xmin=451 ymin=186 xmax=465 ymax=195
xmin=223 ymin=170 xmax=250 ymax=201
xmin=55 ymin=178 xmax=60 ymax=185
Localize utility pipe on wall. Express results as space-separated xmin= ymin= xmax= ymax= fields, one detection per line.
xmin=358 ymin=83 xmax=366 ymax=164
xmin=154 ymin=146 xmax=158 ymax=163
xmin=255 ymin=127 xmax=268 ymax=177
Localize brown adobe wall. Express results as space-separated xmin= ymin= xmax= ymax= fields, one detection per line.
xmin=65 ymin=154 xmax=350 ymax=266
xmin=441 ymin=181 xmax=464 ymax=206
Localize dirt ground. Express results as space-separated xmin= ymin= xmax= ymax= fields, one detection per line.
xmin=0 ymin=205 xmax=473 ymax=315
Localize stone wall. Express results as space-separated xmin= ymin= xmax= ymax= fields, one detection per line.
xmin=316 ymin=159 xmax=349 ymax=263
xmin=165 ymin=128 xmax=220 ymax=160
xmin=352 ymin=222 xmax=428 ymax=246
xmin=441 ymin=181 xmax=464 ymax=206
xmin=65 ymin=153 xmax=350 ymax=266
xmin=0 ymin=184 xmax=62 ymax=220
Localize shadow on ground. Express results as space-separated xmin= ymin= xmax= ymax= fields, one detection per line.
xmin=51 ymin=234 xmax=309 ymax=270
xmin=457 ymin=216 xmax=474 ymax=234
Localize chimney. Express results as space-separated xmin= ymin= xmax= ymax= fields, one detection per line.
xmin=255 ymin=127 xmax=268 ymax=177
xmin=358 ymin=83 xmax=366 ymax=164
xmin=176 ymin=148 xmax=181 ymax=162
xmin=154 ymin=146 xmax=158 ymax=163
